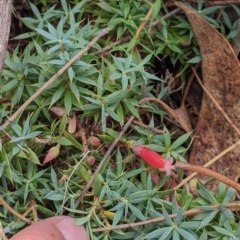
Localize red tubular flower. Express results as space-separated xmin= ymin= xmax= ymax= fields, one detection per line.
xmin=132 ymin=145 xmax=175 ymax=175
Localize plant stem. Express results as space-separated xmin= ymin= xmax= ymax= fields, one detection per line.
xmin=0 ymin=197 xmax=31 ymax=224
xmin=175 ymin=162 xmax=240 ymax=192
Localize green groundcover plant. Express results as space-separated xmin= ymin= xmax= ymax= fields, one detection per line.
xmin=1 ymin=0 xmax=240 ymax=239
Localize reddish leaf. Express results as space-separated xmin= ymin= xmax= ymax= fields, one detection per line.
xmin=88 ymin=136 xmax=101 ymax=147
xmin=68 ymin=115 xmax=77 ymax=134
xmin=43 ymin=144 xmax=60 ymax=164
xmin=49 ymin=107 xmax=66 ymax=117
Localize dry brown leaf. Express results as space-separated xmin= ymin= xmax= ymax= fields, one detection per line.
xmin=175 ymin=3 xmax=240 ymax=183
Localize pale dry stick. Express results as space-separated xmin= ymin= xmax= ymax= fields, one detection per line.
xmin=2 ymin=28 xmax=109 ymax=129
xmin=91 ymin=202 xmax=240 ymax=232
xmin=61 ymin=151 xmax=89 ymax=214
xmin=174 ymin=138 xmax=240 ymax=189
xmin=175 ymin=162 xmax=240 ymax=192
xmin=75 ymin=115 xmax=135 ymax=208
xmin=92 ymin=8 xmax=181 ymax=56
xmin=0 ymin=223 xmax=8 ymax=240
xmin=0 ymin=197 xmax=31 ymax=224
xmin=92 ymin=36 xmax=131 ymax=55
xmin=151 ymin=8 xmax=181 ymax=28
xmin=31 ymin=200 xmax=38 ymax=223
xmin=22 ymin=202 xmax=37 ymax=223
xmin=135 ymin=3 xmax=153 ymax=39
xmin=191 ymin=66 xmax=240 ymax=136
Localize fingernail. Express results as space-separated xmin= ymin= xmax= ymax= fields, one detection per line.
xmin=56 ymin=218 xmax=88 ymax=240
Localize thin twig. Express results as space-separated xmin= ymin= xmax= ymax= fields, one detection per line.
xmin=92 ymin=36 xmax=131 ymax=55
xmin=2 ymin=28 xmax=109 ymax=129
xmin=91 ymin=202 xmax=240 ymax=232
xmin=175 ymin=162 xmax=240 ymax=192
xmin=135 ymin=3 xmax=153 ymax=39
xmin=75 ymin=116 xmax=135 ymax=208
xmin=151 ymin=8 xmax=181 ymax=27
xmin=125 ymin=116 xmax=165 ymax=134
xmin=0 ymin=222 xmax=8 ymax=240
xmin=0 ymin=197 xmax=31 ymax=224
xmin=31 ymin=200 xmax=38 ymax=223
xmin=174 ymin=138 xmax=240 ymax=189
xmin=61 ymin=151 xmax=89 ymax=214
xmin=24 ymin=201 xmax=38 ymax=223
